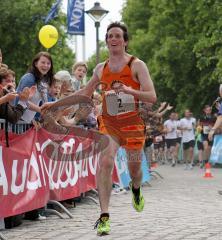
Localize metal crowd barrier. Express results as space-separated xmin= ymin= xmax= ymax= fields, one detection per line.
xmin=0 ymin=119 xmax=32 ymax=134
xmin=0 ymin=118 xmax=74 ymax=229
xmin=0 ymin=232 xmax=7 ymax=240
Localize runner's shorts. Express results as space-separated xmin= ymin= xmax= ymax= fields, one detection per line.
xmin=98 ymin=115 xmax=145 ymax=150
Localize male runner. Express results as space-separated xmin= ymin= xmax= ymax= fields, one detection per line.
xmin=41 ymin=22 xmax=156 ymax=235
xmin=197 ymin=105 xmax=216 ymax=167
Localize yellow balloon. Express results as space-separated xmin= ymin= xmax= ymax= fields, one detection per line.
xmin=38 ymin=25 xmax=58 ymax=49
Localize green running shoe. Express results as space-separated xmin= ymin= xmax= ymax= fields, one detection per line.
xmin=129 ymin=181 xmax=145 ymax=212
xmin=94 ymin=216 xmax=110 ymax=236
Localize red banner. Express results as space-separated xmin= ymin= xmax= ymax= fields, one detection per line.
xmin=0 ymin=128 xmax=119 ymax=218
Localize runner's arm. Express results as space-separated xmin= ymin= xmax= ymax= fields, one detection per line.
xmin=41 ymin=65 xmax=102 ymax=112
xmin=129 ymin=60 xmax=157 ymax=103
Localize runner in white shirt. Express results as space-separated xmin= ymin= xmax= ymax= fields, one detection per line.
xmin=175 ymin=113 xmax=182 ymax=163
xmin=179 ymin=109 xmax=196 ymax=169
xmin=164 ymin=112 xmax=178 ymax=166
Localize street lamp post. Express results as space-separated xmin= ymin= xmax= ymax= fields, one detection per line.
xmin=86 ymin=2 xmax=109 ymax=64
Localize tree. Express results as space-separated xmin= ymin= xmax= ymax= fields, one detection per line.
xmin=0 ymin=0 xmax=75 ymax=82
xmin=122 ymin=0 xmax=222 ymax=116
xmin=86 ymin=42 xmax=109 ymax=80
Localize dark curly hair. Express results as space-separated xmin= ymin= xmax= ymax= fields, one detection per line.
xmin=105 ymin=22 xmax=129 ymax=50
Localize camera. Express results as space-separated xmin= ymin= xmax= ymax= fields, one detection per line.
xmin=6 ymin=85 xmax=13 ymax=92
xmin=2 ymin=85 xmax=14 ymax=95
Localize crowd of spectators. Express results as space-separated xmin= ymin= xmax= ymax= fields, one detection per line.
xmin=0 ymin=49 xmax=101 ymax=229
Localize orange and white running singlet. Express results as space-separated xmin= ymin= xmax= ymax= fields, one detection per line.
xmin=98 ymin=56 xmax=145 ymax=150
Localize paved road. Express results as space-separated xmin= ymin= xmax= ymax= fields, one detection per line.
xmin=2 ymin=164 xmax=222 ymax=240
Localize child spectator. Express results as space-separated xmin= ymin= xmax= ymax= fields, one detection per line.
xmin=48 ymin=80 xmax=61 ymax=101
xmin=54 ymin=70 xmax=73 ymax=97
xmin=71 ymin=62 xmax=88 ymax=91
xmin=6 ymin=69 xmax=16 ymax=88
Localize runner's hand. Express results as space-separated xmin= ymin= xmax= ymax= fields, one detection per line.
xmin=75 ymin=106 xmax=92 ymax=122
xmin=112 ymin=82 xmax=132 ymax=94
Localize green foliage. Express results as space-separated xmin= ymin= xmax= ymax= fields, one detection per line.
xmin=122 ymin=0 xmax=222 ymax=116
xmin=86 ymin=44 xmax=109 ymax=80
xmin=0 ymin=0 xmax=75 ymax=83
xmin=121 ymin=0 xmax=151 ymax=36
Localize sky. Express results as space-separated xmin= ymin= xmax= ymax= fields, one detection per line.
xmin=62 ymin=0 xmax=126 ymax=61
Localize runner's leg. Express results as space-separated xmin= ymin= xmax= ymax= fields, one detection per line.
xmin=96 ymin=135 xmax=119 ymax=214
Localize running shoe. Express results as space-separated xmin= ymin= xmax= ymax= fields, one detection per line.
xmin=129 ymin=181 xmax=144 ymax=212
xmin=94 ymin=216 xmax=110 ymax=236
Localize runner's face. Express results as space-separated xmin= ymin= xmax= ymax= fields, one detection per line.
xmin=170 ymin=113 xmax=175 ymax=120
xmin=106 ymin=27 xmax=127 ymax=52
xmin=185 ymin=110 xmax=191 ymax=118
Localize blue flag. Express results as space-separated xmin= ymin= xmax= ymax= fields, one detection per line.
xmin=67 ymin=0 xmax=85 ymax=35
xmin=44 ymin=0 xmax=62 ymax=24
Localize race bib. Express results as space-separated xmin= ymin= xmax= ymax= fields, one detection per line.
xmin=203 ymin=125 xmax=210 ymax=134
xmin=105 ymin=90 xmax=135 ymax=116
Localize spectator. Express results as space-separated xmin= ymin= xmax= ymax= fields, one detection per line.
xmin=54 ymin=70 xmax=73 ymax=98
xmin=6 ymin=69 xmax=16 ymax=88
xmin=0 ymin=68 xmax=30 ymax=123
xmin=48 ymin=80 xmax=61 ymax=101
xmin=209 ymin=84 xmax=222 ymax=141
xmin=16 ymin=51 xmax=54 ymax=123
xmin=71 ymin=62 xmax=88 ymax=91
xmin=34 ymin=79 xmax=61 ymax=122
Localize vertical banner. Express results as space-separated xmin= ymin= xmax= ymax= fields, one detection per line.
xmin=67 ymin=0 xmax=85 ymax=35
xmin=210 ymin=135 xmax=222 ymax=165
xmin=45 ymin=0 xmax=62 ymax=24
xmin=115 ymin=148 xmax=150 ymax=188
